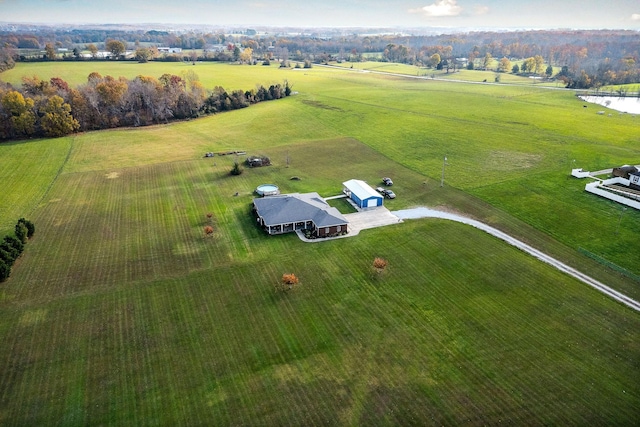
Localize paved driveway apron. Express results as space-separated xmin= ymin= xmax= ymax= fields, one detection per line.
xmin=344 ymin=207 xmax=402 ymax=235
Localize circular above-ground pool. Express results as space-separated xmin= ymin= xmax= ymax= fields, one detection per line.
xmin=256 ymin=184 xmax=280 ymax=196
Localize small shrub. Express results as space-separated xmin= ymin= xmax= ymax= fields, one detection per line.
xmin=230 ymin=161 xmax=243 ymax=176
xmin=277 ymin=273 xmax=300 ymax=291
xmin=0 ymin=259 xmax=10 ymax=282
xmin=282 ymin=273 xmax=299 ymax=285
xmin=18 ymin=218 xmax=35 ymax=238
xmin=0 ymin=244 xmax=18 ymax=263
xmin=3 ymin=235 xmax=24 ymax=255
xmin=0 ymin=248 xmax=14 ymax=264
xmin=373 ymin=257 xmax=388 ymax=271
xmin=15 ymin=222 xmax=28 ymax=244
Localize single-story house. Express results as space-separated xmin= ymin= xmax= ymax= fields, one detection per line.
xmin=342 ymin=179 xmax=383 ymax=209
xmin=253 ymin=193 xmax=348 ymax=237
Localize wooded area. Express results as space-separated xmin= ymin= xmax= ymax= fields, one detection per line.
xmin=0 ymin=72 xmax=290 ymax=140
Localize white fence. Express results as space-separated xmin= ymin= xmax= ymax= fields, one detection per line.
xmin=585 ymin=178 xmax=640 ymax=210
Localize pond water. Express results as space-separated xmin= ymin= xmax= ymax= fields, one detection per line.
xmin=579 ymin=95 xmax=640 ymax=114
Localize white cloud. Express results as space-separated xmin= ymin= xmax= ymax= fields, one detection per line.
xmin=410 ymin=0 xmax=463 ymax=17
xmin=631 ymin=13 xmax=640 ymax=21
xmin=474 ymin=5 xmax=489 ymax=15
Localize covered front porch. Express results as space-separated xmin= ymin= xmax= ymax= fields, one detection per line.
xmin=257 ymin=217 xmax=313 ymax=235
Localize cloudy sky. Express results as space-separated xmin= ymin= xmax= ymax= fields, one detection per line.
xmin=1 ymin=0 xmax=639 ymax=30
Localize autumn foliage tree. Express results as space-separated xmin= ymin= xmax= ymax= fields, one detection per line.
xmin=40 ymin=95 xmax=79 ymax=137
xmin=373 ymin=257 xmax=388 ymax=272
xmin=498 ymin=57 xmax=511 ymax=73
xmin=0 ymin=71 xmax=291 ymax=141
xmin=277 ymin=273 xmax=300 ymax=291
xmin=105 ymin=39 xmax=126 ymax=59
xmin=0 ymin=90 xmax=36 ymax=138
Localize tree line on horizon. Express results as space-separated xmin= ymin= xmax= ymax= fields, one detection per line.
xmin=0 ymin=72 xmax=291 ymax=140
xmin=0 ymin=27 xmax=638 ymax=89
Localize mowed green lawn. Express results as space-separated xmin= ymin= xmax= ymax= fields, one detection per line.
xmin=1 ymin=141 xmax=639 ymax=425
xmin=0 ymin=63 xmax=639 ymax=425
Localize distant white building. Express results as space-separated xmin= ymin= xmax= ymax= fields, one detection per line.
xmin=208 ymin=44 xmax=227 ymax=53
xmin=158 ymin=47 xmax=182 ymax=53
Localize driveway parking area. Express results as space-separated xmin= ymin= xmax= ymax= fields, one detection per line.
xmin=296 ymin=206 xmax=402 ymax=242
xmin=344 ymin=207 xmax=402 ymax=235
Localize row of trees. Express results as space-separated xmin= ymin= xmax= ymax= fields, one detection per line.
xmin=0 ymin=218 xmax=35 ymax=282
xmin=3 ymin=27 xmax=638 ymax=63
xmin=0 ymin=72 xmax=291 ymax=140
xmin=1 ymin=27 xmax=638 ymax=89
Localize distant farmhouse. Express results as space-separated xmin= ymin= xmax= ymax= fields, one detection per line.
xmin=342 ymin=179 xmax=383 ymax=209
xmin=612 ymin=165 xmax=638 ymax=179
xmin=573 ymin=164 xmax=640 ymax=210
xmin=253 ymin=193 xmax=348 ymax=237
xmin=157 ymin=47 xmax=182 ymax=54
xmin=630 ymin=171 xmax=640 ymax=191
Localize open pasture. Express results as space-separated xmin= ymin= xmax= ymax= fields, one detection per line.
xmin=2 ymin=62 xmax=638 ymax=275
xmin=330 ymin=61 xmax=562 ymax=86
xmin=1 ymin=63 xmax=639 ymax=424
xmin=0 ymin=61 xmax=293 ymax=90
xmin=1 ymin=137 xmax=639 ymax=425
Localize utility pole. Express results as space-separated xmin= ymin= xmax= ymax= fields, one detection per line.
xmin=615 ymin=207 xmax=627 ymax=235
xmin=440 ymin=156 xmax=448 ymax=187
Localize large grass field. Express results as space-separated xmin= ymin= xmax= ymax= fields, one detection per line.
xmin=0 ymin=61 xmax=293 ymax=91
xmin=1 ymin=62 xmax=639 ymax=425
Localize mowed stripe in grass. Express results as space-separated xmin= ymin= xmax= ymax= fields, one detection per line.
xmin=12 ymin=163 xmax=212 ymax=299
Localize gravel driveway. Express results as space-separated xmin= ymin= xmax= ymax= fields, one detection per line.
xmin=298 ymin=205 xmax=640 ymax=312
xmin=394 ymin=207 xmax=640 ymax=313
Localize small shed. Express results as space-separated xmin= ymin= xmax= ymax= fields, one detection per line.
xmin=342 ymin=179 xmax=383 ymax=209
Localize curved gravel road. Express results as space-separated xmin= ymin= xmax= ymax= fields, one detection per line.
xmin=394 ymin=207 xmax=640 ymax=312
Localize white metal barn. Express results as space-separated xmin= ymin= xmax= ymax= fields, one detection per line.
xmin=342 ymin=179 xmax=383 ymax=209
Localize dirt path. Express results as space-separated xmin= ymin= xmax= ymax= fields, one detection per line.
xmin=394 ymin=207 xmax=640 ymax=312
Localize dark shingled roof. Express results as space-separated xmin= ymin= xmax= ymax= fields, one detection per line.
xmin=253 ymin=193 xmax=348 ymax=228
